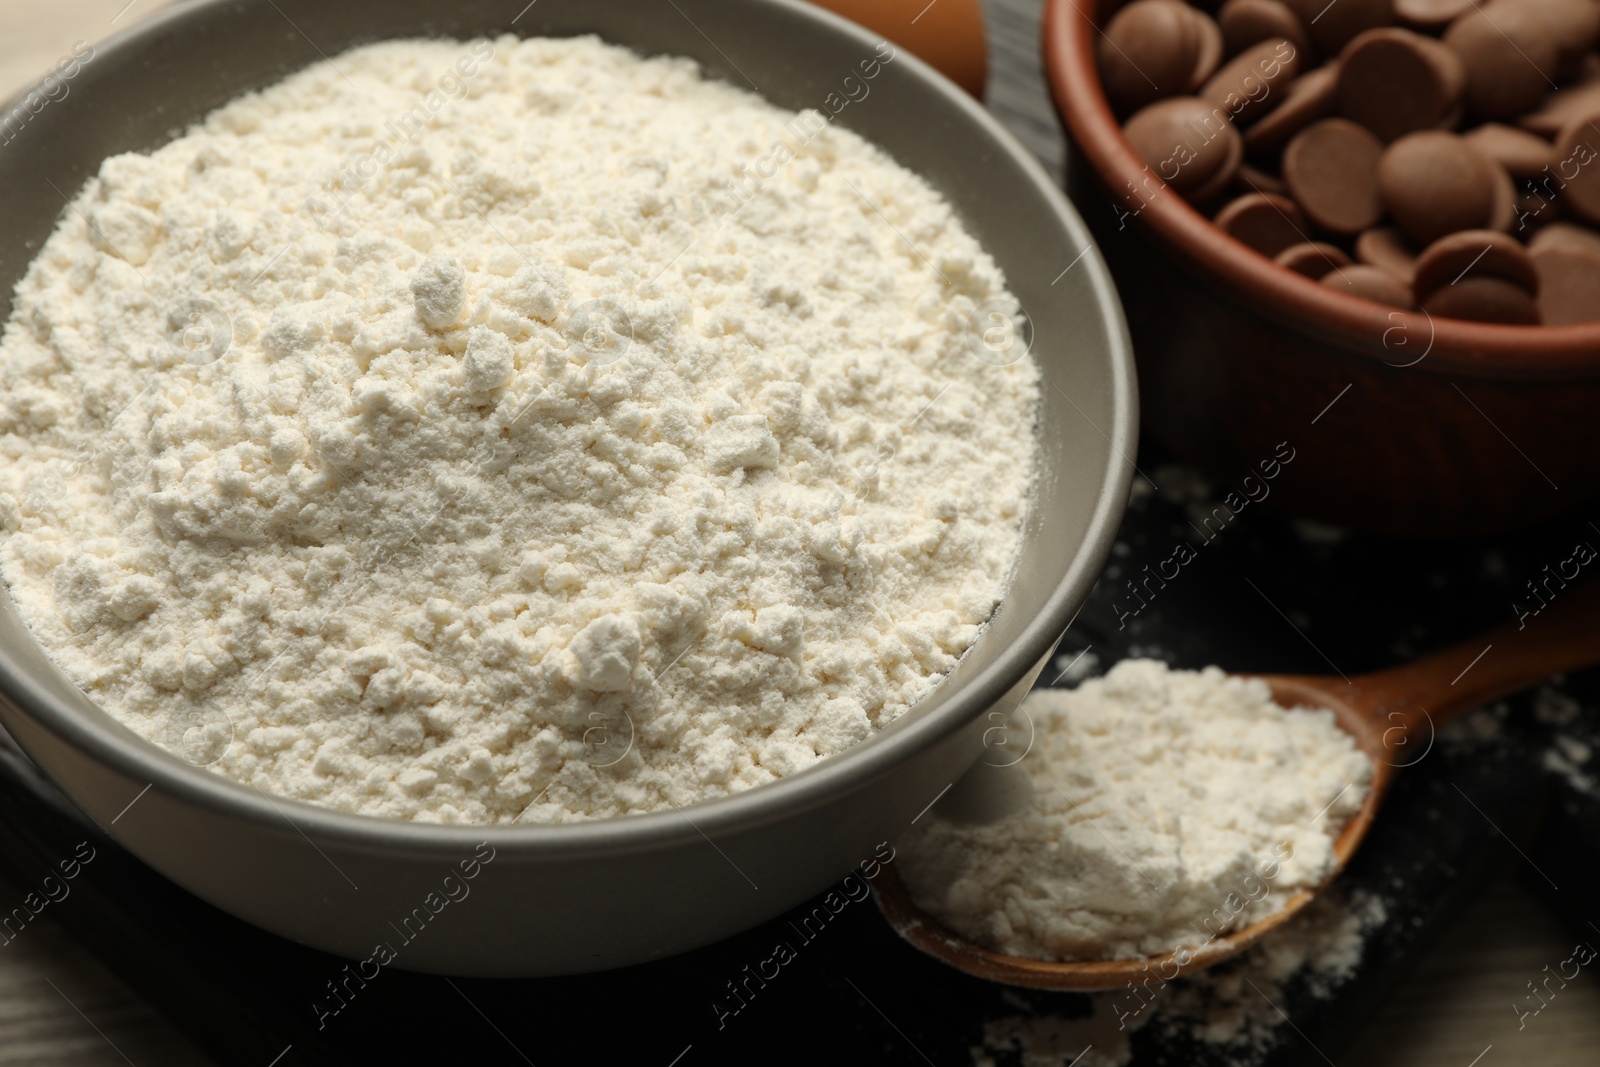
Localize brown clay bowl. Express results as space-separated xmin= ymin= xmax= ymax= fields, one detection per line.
xmin=1042 ymin=0 xmax=1600 ymax=537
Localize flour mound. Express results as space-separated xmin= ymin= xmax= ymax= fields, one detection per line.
xmin=0 ymin=37 xmax=1038 ymax=823
xmin=898 ymin=661 xmax=1372 ymax=959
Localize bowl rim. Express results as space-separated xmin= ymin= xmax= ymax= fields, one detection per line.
xmin=1040 ymin=0 xmax=1600 ymax=380
xmin=0 ymin=0 xmax=1137 ymax=859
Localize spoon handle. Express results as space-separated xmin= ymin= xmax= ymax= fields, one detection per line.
xmin=1355 ymin=575 xmax=1600 ymax=732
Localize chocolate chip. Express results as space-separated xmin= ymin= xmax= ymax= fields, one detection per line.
xmin=1236 ymin=161 xmax=1291 ymax=195
xmin=1200 ymin=37 xmax=1304 ymax=123
xmin=1421 ymin=275 xmax=1541 ymax=322
xmin=1552 ymin=111 xmax=1600 ymax=223
xmin=1514 ymin=181 xmax=1564 ymax=234
xmin=1218 ymin=0 xmax=1313 ymax=58
xmin=1283 ymin=0 xmax=1393 ymax=54
xmin=1244 ymin=62 xmax=1339 ymax=151
xmin=1215 ymin=191 xmax=1311 ymax=254
xmin=1520 ymin=81 xmax=1600 ymax=138
xmin=1099 ymin=0 xmax=1206 ymax=112
xmin=1356 ymin=226 xmax=1422 ymax=282
xmin=1283 ymin=118 xmax=1386 ymax=234
xmin=1123 ymin=96 xmax=1246 ymax=200
xmin=1526 ymin=0 xmax=1600 ymax=76
xmin=1321 ymin=263 xmax=1415 ymax=305
xmin=1530 ymin=244 xmax=1600 ymax=323
xmin=1274 ymin=240 xmax=1354 ymax=276
xmin=1443 ymin=1 xmax=1562 ymax=119
xmin=1337 ymin=28 xmax=1465 ymax=142
xmin=1410 ymin=228 xmax=1539 ymax=302
xmin=1463 ymin=123 xmax=1556 ymax=179
xmin=1529 ymin=220 xmax=1600 ymax=256
xmin=1377 ymin=130 xmax=1499 ymax=243
xmin=1393 ymin=0 xmax=1473 ymax=31
xmin=1187 ymin=9 xmax=1228 ymax=91
xmin=1479 ymin=151 xmax=1518 ymax=232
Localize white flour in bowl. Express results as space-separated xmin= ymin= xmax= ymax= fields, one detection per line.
xmin=897 ymin=661 xmax=1372 ymax=960
xmin=0 ymin=36 xmax=1039 ymax=823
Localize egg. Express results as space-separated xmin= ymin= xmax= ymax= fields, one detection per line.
xmin=809 ymin=0 xmax=988 ymax=98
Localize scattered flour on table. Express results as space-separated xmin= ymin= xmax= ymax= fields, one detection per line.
xmin=1536 ymin=687 xmax=1597 ymax=796
xmin=898 ymin=660 xmax=1372 ymax=960
xmin=972 ymin=1002 xmax=1133 ymax=1067
xmin=1441 ymin=701 xmax=1509 ymax=746
xmin=1545 ymin=735 xmax=1596 ymax=796
xmin=1156 ymin=888 xmax=1386 ymax=1049
xmin=0 ymin=36 xmax=1039 ymax=823
xmin=969 ymin=888 xmax=1386 ymax=1066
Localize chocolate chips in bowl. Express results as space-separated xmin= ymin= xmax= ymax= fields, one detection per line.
xmin=1104 ymin=0 xmax=1600 ymax=324
xmin=1044 ymin=0 xmax=1600 ymax=536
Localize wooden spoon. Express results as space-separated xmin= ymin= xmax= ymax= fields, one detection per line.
xmin=876 ymin=578 xmax=1600 ymax=990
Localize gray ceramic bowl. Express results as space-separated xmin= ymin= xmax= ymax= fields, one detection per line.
xmin=0 ymin=0 xmax=1134 ymax=976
